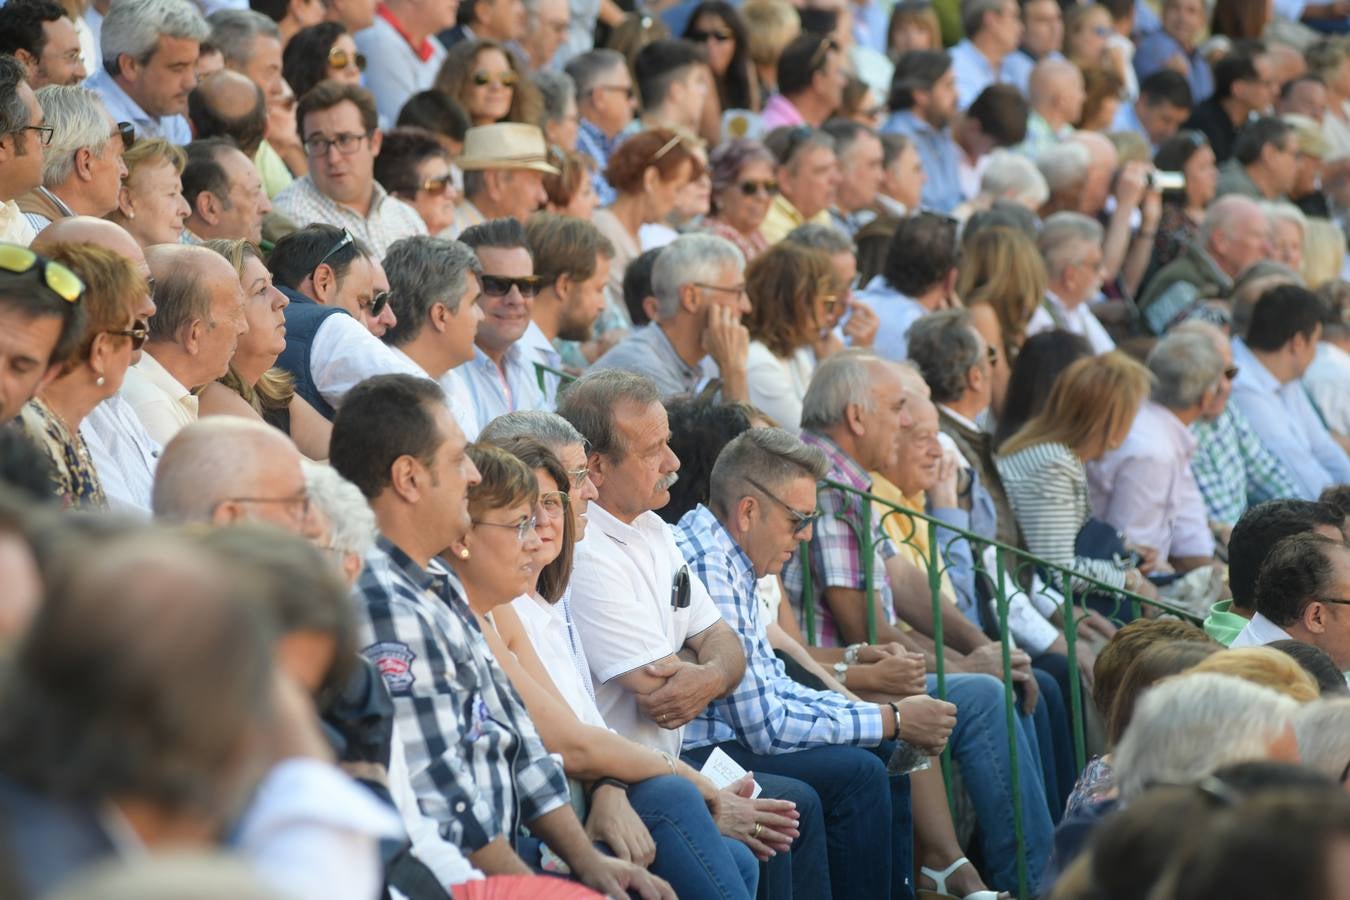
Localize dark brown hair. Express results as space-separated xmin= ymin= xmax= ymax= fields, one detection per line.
xmin=491 ymin=437 xmax=575 ymax=603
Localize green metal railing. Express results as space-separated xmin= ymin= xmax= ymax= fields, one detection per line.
xmin=797 ymin=478 xmax=1202 ymax=898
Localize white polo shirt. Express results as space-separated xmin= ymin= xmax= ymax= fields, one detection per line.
xmin=568 ymin=502 xmax=722 ymax=756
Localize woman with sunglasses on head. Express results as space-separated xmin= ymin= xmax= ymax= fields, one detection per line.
xmin=374 ymin=128 xmax=458 ymax=237
xmin=703 ymin=138 xmax=776 ymax=262
xmin=435 ymin=39 xmax=542 ymax=128
xmin=455 ymin=442 xmax=790 ymax=900
xmin=108 ymin=138 xmax=191 ymax=249
xmin=18 ymin=244 xmax=145 ymax=509
xmin=197 ymin=239 xmax=332 ymax=461
xmin=283 ymin=23 xmax=366 ymax=103
xmin=743 ymin=242 xmax=840 ymax=429
xmin=683 ymin=1 xmax=760 ymax=113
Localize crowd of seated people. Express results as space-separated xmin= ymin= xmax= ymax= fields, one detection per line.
xmin=4 ymin=0 xmax=1350 ymax=895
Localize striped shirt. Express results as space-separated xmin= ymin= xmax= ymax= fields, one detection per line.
xmin=354 ymin=536 xmax=569 ymax=853
xmin=996 ymin=442 xmax=1128 ymax=593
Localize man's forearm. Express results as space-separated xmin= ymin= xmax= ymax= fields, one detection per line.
xmin=696 ymin=624 xmax=748 ymax=694
xmin=468 ymin=836 xmax=532 ymax=875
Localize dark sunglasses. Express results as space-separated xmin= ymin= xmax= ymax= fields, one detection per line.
xmin=671 ymin=564 xmax=691 ymax=609
xmin=738 ymin=179 xmax=778 ymax=197
xmin=107 ymin=318 xmax=150 ymax=350
xmin=472 ymin=70 xmax=518 ymax=88
xmin=480 ymin=273 xmax=543 ymax=298
xmin=689 ymin=27 xmax=733 ymax=41
xmin=116 ymin=121 xmax=135 ymax=151
xmin=361 ymin=290 xmax=390 ymax=318
xmin=745 ymin=475 xmax=820 ymax=536
xmin=420 ymin=174 xmax=454 ymax=195
xmin=328 ymin=46 xmax=367 ymax=71
xmin=0 ymin=244 xmax=84 ymax=303
xmin=316 ymin=229 xmax=354 ymax=270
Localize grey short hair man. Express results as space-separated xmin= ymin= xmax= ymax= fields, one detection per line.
xmin=207 ymin=9 xmax=284 ymax=102
xmin=92 ymin=0 xmax=210 ymax=145
xmin=1035 ymin=141 xmax=1090 ymax=202
xmin=1029 ymin=211 xmax=1115 ymax=353
xmin=1294 ymin=698 xmax=1350 ymax=781
xmin=381 ymin=235 xmax=484 ymax=383
xmin=19 ymin=85 xmax=126 ymax=229
xmin=975 ymin=150 xmax=1048 ymax=210
xmin=1112 ymin=673 xmax=1300 ymax=799
xmin=592 ymin=233 xmax=750 ymax=402
xmin=1085 ymin=327 xmax=1223 ymax=570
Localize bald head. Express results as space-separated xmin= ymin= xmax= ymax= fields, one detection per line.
xmin=1030 ymin=58 xmax=1084 ymax=114
xmin=1202 ymin=195 xmax=1271 ymax=279
xmin=189 ymin=71 xmax=267 ymax=155
xmin=153 ymin=417 xmax=309 ymax=532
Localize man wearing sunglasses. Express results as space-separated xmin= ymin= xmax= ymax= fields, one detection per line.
xmin=268 ymin=224 xmax=429 ymax=420
xmin=18 ymin=85 xmax=128 ymax=232
xmin=0 ymin=58 xmax=47 ymax=248
xmin=568 ymin=49 xmax=637 ymax=207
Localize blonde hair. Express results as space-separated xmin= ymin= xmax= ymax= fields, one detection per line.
xmin=957 ymin=226 xmax=1048 ymax=361
xmin=742 ymin=0 xmax=800 ymax=68
xmin=120 ymin=137 xmax=186 ymax=180
xmin=1000 ymin=351 xmax=1153 ymax=458
xmin=200 ymin=238 xmax=296 ymax=416
xmin=745 ymin=242 xmax=837 ymax=358
xmin=1186 ymin=647 xmax=1321 ymax=703
xmin=1302 ymin=218 xmax=1347 ymax=290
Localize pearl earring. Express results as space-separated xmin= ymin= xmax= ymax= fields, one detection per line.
xmin=457 ymin=546 xmax=470 ymax=560
xmin=95 ymin=375 xmax=105 ymax=387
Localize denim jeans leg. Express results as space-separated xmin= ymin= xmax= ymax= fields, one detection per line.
xmin=868 ymin=741 xmax=916 ymax=900
xmin=683 ymin=749 xmax=830 ymax=900
xmin=626 ymin=775 xmax=757 ymax=900
xmin=708 ymin=743 xmax=895 ymax=900
xmin=1029 ymin=657 xmax=1076 ymax=819
xmin=934 ymin=672 xmax=1054 ymax=894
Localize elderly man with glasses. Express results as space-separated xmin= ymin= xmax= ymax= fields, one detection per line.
xmin=271 ymin=81 xmax=426 ymax=258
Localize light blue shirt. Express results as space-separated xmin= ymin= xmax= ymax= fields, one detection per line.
xmin=948 ymin=39 xmax=1026 ymax=111
xmin=84 ymin=68 xmax=190 ymax=145
xmin=1001 ymin=49 xmax=1064 ymax=97
xmin=1133 ymin=31 xmax=1213 ymax=104
xmin=1229 ymin=337 xmax=1350 ymax=499
xmin=880 ymin=110 xmax=963 ymax=212
xmin=456 ymin=343 xmax=548 ymax=436
xmin=856 ymin=274 xmax=929 ymax=362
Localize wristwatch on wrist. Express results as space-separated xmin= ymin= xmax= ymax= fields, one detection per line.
xmin=844 ymin=643 xmax=864 ymax=666
xmin=832 ymin=661 xmax=849 ymax=685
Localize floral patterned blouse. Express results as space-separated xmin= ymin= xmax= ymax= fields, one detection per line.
xmin=20 ymin=398 xmax=108 ymax=509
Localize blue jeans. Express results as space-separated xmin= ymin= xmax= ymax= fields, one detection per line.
xmin=626 ymin=775 xmax=758 ymax=900
xmin=685 ymin=743 xmax=913 ymax=900
xmin=930 ymin=672 xmax=1054 ymax=893
xmin=1030 ymin=654 xmax=1077 ymax=819
xmin=751 ymin=770 xmax=830 ymax=900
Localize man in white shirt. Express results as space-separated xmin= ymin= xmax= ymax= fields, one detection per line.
xmin=1029 ymin=212 xmax=1116 ymax=354
xmin=33 ymin=216 xmax=159 ymax=514
xmin=272 ymin=82 xmax=427 ymax=258
xmin=268 ymin=224 xmax=429 ymax=419
xmin=1087 ymin=328 xmax=1224 ymax=572
xmin=1232 ymin=531 xmax=1350 ymax=672
xmin=0 ymin=58 xmax=46 ymax=247
xmin=354 ymin=0 xmax=455 ymax=129
xmin=381 ymin=234 xmax=486 ymax=441
xmin=84 ymin=0 xmax=209 ymax=145
xmin=557 ymin=368 xmax=747 ymax=757
xmin=121 ymin=244 xmax=249 ymax=446
xmin=522 ymin=213 xmax=614 ymax=407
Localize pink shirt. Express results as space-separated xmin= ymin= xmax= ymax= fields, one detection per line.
xmin=760 ymin=94 xmax=806 ymax=131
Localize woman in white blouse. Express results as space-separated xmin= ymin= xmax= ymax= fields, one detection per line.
xmin=996 ymin=351 xmax=1161 ymax=605
xmin=744 ymin=242 xmax=841 ymax=428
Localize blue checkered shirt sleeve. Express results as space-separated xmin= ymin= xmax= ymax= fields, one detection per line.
xmin=679 ymin=509 xmax=885 ymax=754
xmin=355 ymin=547 xmax=568 ymax=853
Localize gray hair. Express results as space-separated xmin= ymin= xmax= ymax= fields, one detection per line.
xmin=961 ymin=0 xmax=1005 ymax=37
xmin=102 ymin=0 xmax=210 ymax=76
xmin=36 ymin=86 xmax=114 ymax=187
xmin=784 ymin=223 xmax=855 ymax=255
xmin=708 ymin=137 xmax=775 ymax=196
xmin=564 ymin=48 xmax=628 ymax=97
xmin=556 ymin=368 xmax=661 ymax=459
xmin=800 ymin=350 xmax=880 ymax=432
xmin=1148 ymin=328 xmax=1225 ymax=410
xmin=302 ymin=460 xmax=375 ymax=559
xmin=0 ymin=56 xmax=30 ymax=137
xmin=907 ymin=309 xmax=982 ymax=405
xmin=1263 ymin=199 xmax=1308 ymax=237
xmin=1039 ymin=211 xmax=1105 ymax=280
xmin=1200 ymin=195 xmax=1266 ymax=246
xmin=1294 ymin=698 xmax=1350 ymax=781
xmin=478 ymin=409 xmax=587 ymax=452
xmin=708 ymin=427 xmax=828 ymax=515
xmin=534 ymin=71 xmax=576 ymax=127
xmin=980 ymin=150 xmax=1049 ymax=208
xmin=650 ymin=233 xmax=745 ymax=320
xmin=1035 ymin=141 xmax=1091 ymax=194
xmin=1112 ymin=673 xmax=1300 ymax=800
xmin=381 ymin=236 xmax=482 ymax=347
xmin=206 ymin=9 xmax=280 ymax=67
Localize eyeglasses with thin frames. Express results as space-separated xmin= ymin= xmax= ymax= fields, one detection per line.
xmin=566 ymin=465 xmax=592 ymax=489
xmin=693 ymin=282 xmax=747 ymax=299
xmin=538 ymin=490 xmax=569 ymax=519
xmin=217 ymin=491 xmax=311 ymax=520
xmin=744 ymin=475 xmax=820 ymax=536
xmin=473 ymin=514 xmax=538 ymax=543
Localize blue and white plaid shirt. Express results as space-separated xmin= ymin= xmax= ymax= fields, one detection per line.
xmin=676 ymin=505 xmax=885 ymax=755
xmin=354 ymin=536 xmax=569 ymax=853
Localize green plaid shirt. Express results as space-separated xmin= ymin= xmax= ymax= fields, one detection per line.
xmin=1190 ymin=406 xmax=1301 ymax=526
